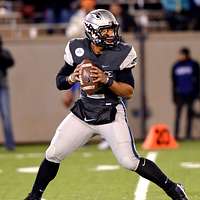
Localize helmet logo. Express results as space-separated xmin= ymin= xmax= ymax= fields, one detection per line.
xmin=75 ymin=48 xmax=84 ymax=57
xmin=92 ymin=13 xmax=101 ymax=20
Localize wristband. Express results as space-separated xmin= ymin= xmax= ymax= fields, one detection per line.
xmin=68 ymin=74 xmax=76 ymax=83
xmin=105 ymin=77 xmax=114 ymax=87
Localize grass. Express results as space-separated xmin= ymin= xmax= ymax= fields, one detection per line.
xmin=0 ymin=141 xmax=200 ymax=200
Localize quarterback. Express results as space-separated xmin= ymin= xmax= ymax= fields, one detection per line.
xmin=25 ymin=9 xmax=188 ymax=200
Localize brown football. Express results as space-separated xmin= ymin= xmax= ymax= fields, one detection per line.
xmin=79 ymin=59 xmax=98 ymax=95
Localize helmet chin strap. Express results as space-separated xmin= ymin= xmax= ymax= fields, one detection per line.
xmin=92 ymin=35 xmax=117 ymax=48
xmin=90 ymin=42 xmax=104 ymax=55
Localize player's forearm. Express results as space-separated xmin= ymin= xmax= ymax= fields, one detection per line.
xmin=108 ymin=81 xmax=134 ymax=98
xmin=56 ymin=63 xmax=75 ymax=90
xmin=56 ymin=75 xmax=72 ymax=90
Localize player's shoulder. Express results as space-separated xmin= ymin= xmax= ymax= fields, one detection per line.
xmin=118 ymin=41 xmax=133 ymax=50
xmin=118 ymin=41 xmax=136 ymax=52
xmin=64 ymin=38 xmax=89 ymax=65
xmin=65 ymin=38 xmax=90 ymax=56
xmin=113 ymin=41 xmax=137 ymax=70
xmin=113 ymin=41 xmax=137 ymax=62
xmin=66 ymin=38 xmax=88 ymax=49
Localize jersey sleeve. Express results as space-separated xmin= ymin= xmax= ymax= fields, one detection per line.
xmin=64 ymin=41 xmax=74 ymax=66
xmin=56 ymin=62 xmax=75 ymax=90
xmin=119 ymin=46 xmax=137 ymax=70
xmin=116 ymin=68 xmax=135 ymax=88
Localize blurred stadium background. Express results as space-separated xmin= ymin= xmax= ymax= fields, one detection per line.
xmin=0 ymin=0 xmax=200 ymax=199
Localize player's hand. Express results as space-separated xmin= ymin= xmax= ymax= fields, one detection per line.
xmin=90 ymin=66 xmax=108 ymax=84
xmin=68 ymin=66 xmax=81 ymax=83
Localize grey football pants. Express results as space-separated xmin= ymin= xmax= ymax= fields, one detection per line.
xmin=46 ymin=104 xmax=140 ymax=170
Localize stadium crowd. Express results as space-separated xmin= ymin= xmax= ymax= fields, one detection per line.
xmin=0 ymin=0 xmax=200 ymax=33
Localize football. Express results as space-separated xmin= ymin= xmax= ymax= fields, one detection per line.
xmin=79 ymin=59 xmax=98 ymax=95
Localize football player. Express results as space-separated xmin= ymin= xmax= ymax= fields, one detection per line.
xmin=25 ymin=9 xmax=189 ymax=200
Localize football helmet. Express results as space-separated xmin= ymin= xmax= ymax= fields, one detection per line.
xmin=84 ymin=9 xmax=120 ymax=48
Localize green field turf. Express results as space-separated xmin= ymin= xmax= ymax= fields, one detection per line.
xmin=0 ymin=141 xmax=200 ymax=200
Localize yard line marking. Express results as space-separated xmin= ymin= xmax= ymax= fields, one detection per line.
xmin=95 ymin=165 xmax=120 ymax=171
xmin=92 ymin=165 xmax=120 ymax=171
xmin=0 ymin=153 xmax=43 ymax=159
xmin=17 ymin=166 xmax=39 ymax=173
xmin=16 ymin=153 xmax=43 ymax=159
xmin=181 ymin=162 xmax=200 ymax=169
xmin=134 ymin=152 xmax=158 ymax=200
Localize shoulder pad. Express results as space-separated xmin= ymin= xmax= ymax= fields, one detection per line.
xmin=119 ymin=44 xmax=137 ymax=70
xmin=64 ymin=38 xmax=86 ymax=66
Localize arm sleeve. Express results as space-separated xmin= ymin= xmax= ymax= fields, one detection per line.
xmin=116 ymin=68 xmax=135 ymax=88
xmin=56 ymin=62 xmax=75 ymax=90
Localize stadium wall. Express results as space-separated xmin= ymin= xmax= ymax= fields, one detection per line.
xmin=0 ymin=32 xmax=199 ymax=144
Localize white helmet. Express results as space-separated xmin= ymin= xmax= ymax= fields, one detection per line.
xmin=84 ymin=9 xmax=120 ymax=48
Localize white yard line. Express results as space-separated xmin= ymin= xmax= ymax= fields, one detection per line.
xmin=0 ymin=153 xmax=43 ymax=159
xmin=181 ymin=162 xmax=200 ymax=169
xmin=16 ymin=153 xmax=43 ymax=159
xmin=134 ymin=152 xmax=158 ymax=200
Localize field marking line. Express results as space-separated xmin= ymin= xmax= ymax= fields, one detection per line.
xmin=15 ymin=153 xmax=44 ymax=159
xmin=181 ymin=162 xmax=200 ymax=169
xmin=17 ymin=166 xmax=39 ymax=173
xmin=134 ymin=151 xmax=158 ymax=200
xmin=0 ymin=153 xmax=43 ymax=159
xmin=94 ymin=164 xmax=120 ymax=171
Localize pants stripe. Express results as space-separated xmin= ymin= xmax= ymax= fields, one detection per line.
xmin=120 ymin=101 xmax=140 ymax=159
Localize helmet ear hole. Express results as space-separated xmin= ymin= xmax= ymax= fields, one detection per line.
xmin=84 ymin=9 xmax=120 ymax=48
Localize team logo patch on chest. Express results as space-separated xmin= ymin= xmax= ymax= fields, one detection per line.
xmin=75 ymin=48 xmax=84 ymax=57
